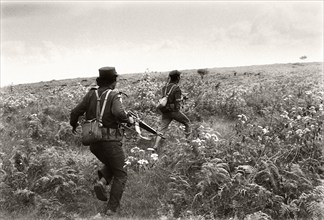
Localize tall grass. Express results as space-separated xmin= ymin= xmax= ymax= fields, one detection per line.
xmin=0 ymin=62 xmax=323 ymax=219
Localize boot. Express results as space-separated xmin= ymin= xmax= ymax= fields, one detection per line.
xmin=94 ymin=178 xmax=107 ymax=201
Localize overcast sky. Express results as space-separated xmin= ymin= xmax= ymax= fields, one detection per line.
xmin=1 ymin=1 xmax=323 ymax=86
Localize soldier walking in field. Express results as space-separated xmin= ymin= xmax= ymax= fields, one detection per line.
xmin=153 ymin=70 xmax=191 ymax=151
xmin=70 ymin=67 xmax=134 ymax=216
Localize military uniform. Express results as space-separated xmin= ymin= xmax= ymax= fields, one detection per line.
xmin=70 ymin=67 xmax=130 ymax=214
xmin=153 ymin=70 xmax=191 ymax=150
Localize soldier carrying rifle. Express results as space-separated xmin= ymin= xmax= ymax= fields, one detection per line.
xmin=70 ymin=67 xmax=134 ymax=217
xmin=153 ymin=70 xmax=191 ymax=152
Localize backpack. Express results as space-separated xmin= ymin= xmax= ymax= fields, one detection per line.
xmin=81 ymin=89 xmax=111 ymax=146
xmin=156 ymin=85 xmax=176 ymax=110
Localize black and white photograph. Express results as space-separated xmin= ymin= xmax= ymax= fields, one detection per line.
xmin=0 ymin=1 xmax=323 ymax=219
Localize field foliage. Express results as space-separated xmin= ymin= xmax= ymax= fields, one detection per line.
xmin=0 ymin=62 xmax=323 ymax=220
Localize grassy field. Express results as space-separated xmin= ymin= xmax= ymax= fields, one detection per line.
xmin=0 ymin=62 xmax=323 ymax=220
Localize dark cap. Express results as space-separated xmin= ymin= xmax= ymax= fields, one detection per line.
xmin=169 ymin=70 xmax=181 ymax=77
xmin=98 ymin=66 xmax=118 ymax=80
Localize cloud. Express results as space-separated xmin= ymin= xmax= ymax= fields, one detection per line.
xmin=1 ymin=2 xmax=69 ymax=19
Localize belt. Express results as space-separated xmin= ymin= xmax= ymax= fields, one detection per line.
xmin=101 ymin=127 xmax=123 ymax=141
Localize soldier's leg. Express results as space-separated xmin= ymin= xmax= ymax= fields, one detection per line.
xmin=90 ymin=143 xmax=114 ymax=201
xmin=105 ymin=141 xmax=127 ymax=213
xmin=90 ymin=143 xmax=113 ymax=184
xmin=171 ymin=111 xmax=191 ymax=138
xmin=153 ymin=113 xmax=172 ymax=150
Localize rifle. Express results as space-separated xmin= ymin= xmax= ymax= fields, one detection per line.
xmin=125 ymin=111 xmax=164 ymax=140
xmin=128 ymin=111 xmax=164 ymax=140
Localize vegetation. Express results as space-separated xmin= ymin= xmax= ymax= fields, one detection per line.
xmin=0 ymin=62 xmax=323 ymax=220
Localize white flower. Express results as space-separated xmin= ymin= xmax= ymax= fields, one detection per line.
xmin=296 ymin=115 xmax=301 ymax=120
xmin=296 ymin=129 xmax=303 ymax=137
xmin=137 ymin=159 xmax=149 ymax=165
xmin=280 ymin=114 xmax=290 ymax=119
xmin=211 ymin=134 xmax=219 ymax=141
xmin=192 ymin=138 xmax=202 ymax=143
xmin=130 ymin=146 xmax=140 ymax=153
xmin=305 ymin=91 xmax=312 ymax=95
xmin=127 ymin=156 xmax=136 ymax=161
xmin=262 ymin=128 xmax=269 ymax=134
xmin=304 ymin=128 xmax=311 ymax=133
xmin=151 ymin=153 xmax=159 ymax=161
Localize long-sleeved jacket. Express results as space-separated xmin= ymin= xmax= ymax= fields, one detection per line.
xmin=70 ymin=85 xmax=128 ymax=129
xmin=162 ymin=83 xmax=182 ymax=112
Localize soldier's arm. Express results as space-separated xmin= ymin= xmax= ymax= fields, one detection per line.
xmin=70 ymin=91 xmax=91 ymax=128
xmin=173 ymin=86 xmax=182 ymax=110
xmin=111 ymin=93 xmax=129 ymax=123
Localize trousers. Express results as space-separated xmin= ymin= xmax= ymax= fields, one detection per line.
xmin=90 ymin=141 xmax=127 ymax=212
xmin=153 ymin=111 xmax=191 ymax=149
xmin=159 ymin=111 xmax=191 ymax=135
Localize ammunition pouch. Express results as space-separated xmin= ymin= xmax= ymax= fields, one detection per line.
xmin=102 ymin=127 xmax=124 ymax=142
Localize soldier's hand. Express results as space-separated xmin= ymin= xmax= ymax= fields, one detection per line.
xmin=127 ymin=116 xmax=135 ymax=126
xmin=72 ymin=123 xmax=79 ymax=134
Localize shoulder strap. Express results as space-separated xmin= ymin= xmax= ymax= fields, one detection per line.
xmin=166 ymin=84 xmax=176 ymax=97
xmin=95 ymin=90 xmax=100 ymax=119
xmin=99 ymin=90 xmax=112 ymax=122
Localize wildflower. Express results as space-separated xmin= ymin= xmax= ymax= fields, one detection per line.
xmin=262 ymin=128 xmax=269 ymax=134
xmin=127 ymin=156 xmax=136 ymax=161
xmin=151 ymin=153 xmax=158 ymax=161
xmin=211 ymin=134 xmax=219 ymax=141
xmin=280 ymin=114 xmax=290 ymax=119
xmin=304 ymin=128 xmax=311 ymax=133
xmin=296 ymin=115 xmax=301 ymax=120
xmin=309 ymin=106 xmax=316 ymax=114
xmin=303 ymin=116 xmax=311 ymax=121
xmin=282 ymin=110 xmax=288 ymax=115
xmin=305 ymin=91 xmax=312 ymax=95
xmin=192 ymin=138 xmax=202 ymax=143
xmin=137 ymin=159 xmax=149 ymax=165
xmin=296 ymin=129 xmax=303 ymax=137
xmin=130 ymin=146 xmax=140 ymax=153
